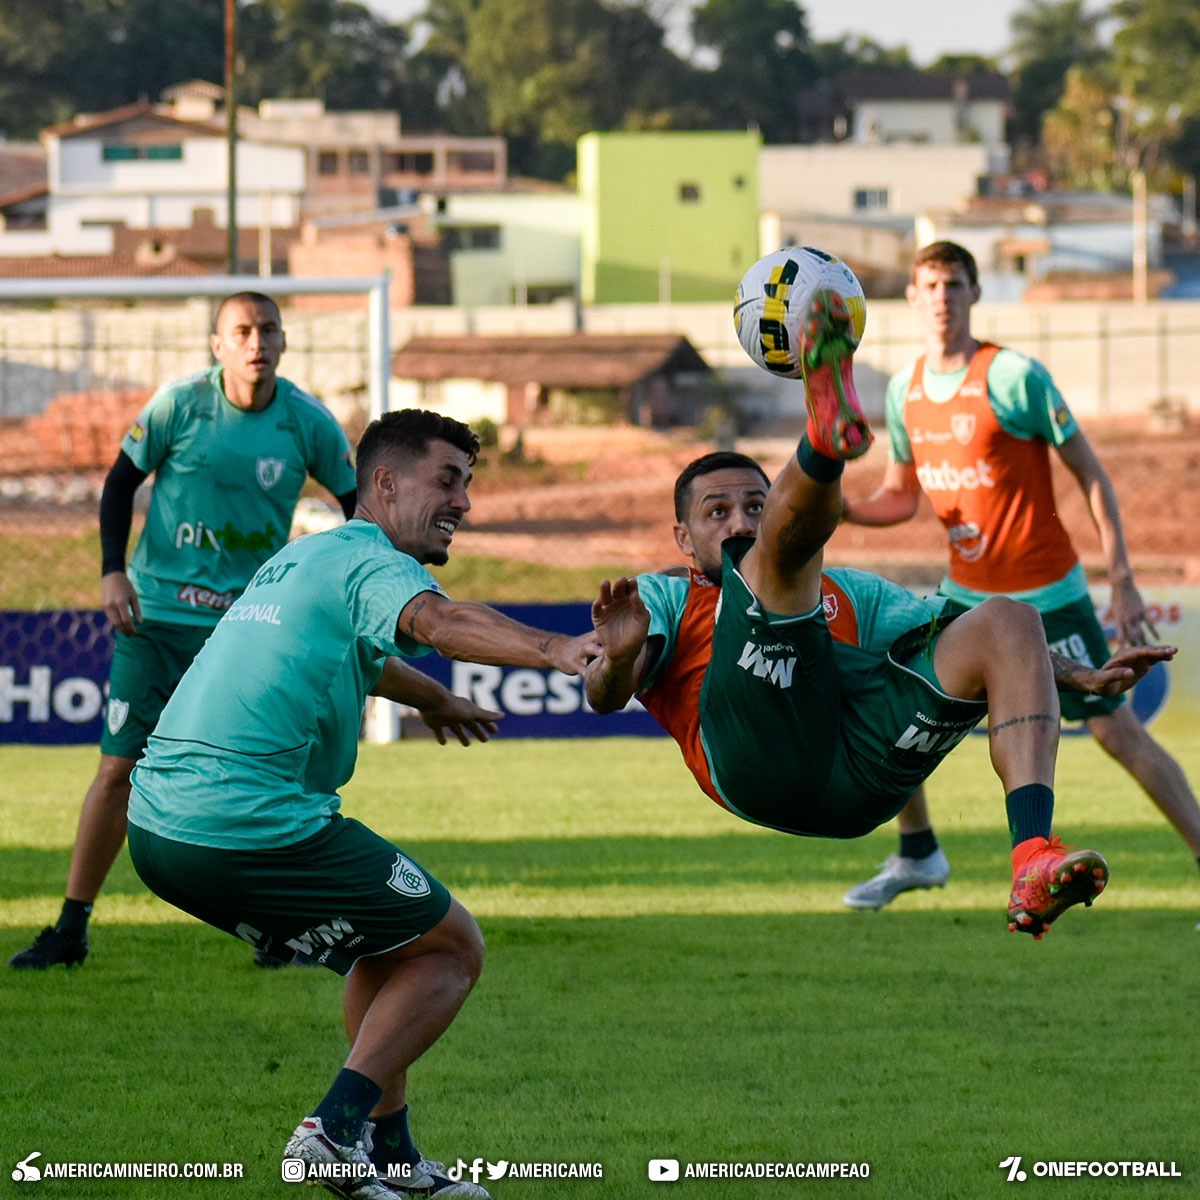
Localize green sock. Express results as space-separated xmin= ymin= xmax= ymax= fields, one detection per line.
xmin=312 ymin=1069 xmax=382 ymax=1148
xmin=367 ymin=1106 xmax=419 ymax=1169
xmin=58 ymin=898 xmax=92 ymax=938
xmin=1006 ymin=784 xmax=1054 ymax=847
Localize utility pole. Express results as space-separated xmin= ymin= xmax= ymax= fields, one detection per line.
xmin=225 ymin=0 xmax=238 ymax=276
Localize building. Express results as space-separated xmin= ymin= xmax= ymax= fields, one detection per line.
xmin=0 ymin=100 xmax=305 ymax=261
xmin=577 ymin=131 xmax=760 ymax=304
xmin=390 ymin=333 xmax=716 ymax=427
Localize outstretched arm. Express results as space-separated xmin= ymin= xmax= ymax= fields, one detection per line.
xmin=370 ymin=657 xmax=502 ymax=746
xmin=398 ymin=591 xmax=600 ymax=677
xmin=585 ymin=576 xmax=652 ymax=714
xmin=1053 ymin=643 xmax=1176 ymax=698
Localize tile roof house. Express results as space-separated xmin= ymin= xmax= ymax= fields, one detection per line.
xmin=390 ymin=334 xmax=715 ymax=427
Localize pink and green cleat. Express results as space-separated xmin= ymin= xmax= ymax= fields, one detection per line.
xmin=799 ymin=289 xmax=873 ymax=460
xmin=1007 ymin=835 xmax=1108 ymax=939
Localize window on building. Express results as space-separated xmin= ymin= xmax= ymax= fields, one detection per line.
xmin=386 ymin=151 xmax=435 ymax=175
xmin=348 ymin=150 xmax=370 ymax=175
xmin=317 ymin=151 xmax=340 ymax=175
xmin=441 ymin=224 xmax=501 ymax=252
xmin=853 ymin=187 xmax=889 ymax=212
xmin=102 ymin=143 xmax=181 ymax=162
xmin=679 ymin=182 xmax=701 ymax=202
xmin=448 ymin=149 xmax=497 ymax=174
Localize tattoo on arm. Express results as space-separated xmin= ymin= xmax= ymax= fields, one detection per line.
xmin=406 ymin=599 xmax=427 ymax=638
xmin=537 ymin=633 xmax=560 ymax=655
xmin=989 ymin=713 xmax=1058 ymax=737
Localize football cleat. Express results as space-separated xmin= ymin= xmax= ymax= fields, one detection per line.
xmin=284 ymin=1117 xmax=401 ymax=1200
xmin=9 ymin=926 xmax=88 ymax=969
xmin=799 ymin=289 xmax=873 ymax=460
xmin=363 ymin=1123 xmax=491 ymax=1199
xmin=843 ymin=847 xmax=951 ymax=910
xmin=1007 ymin=836 xmax=1108 ymax=939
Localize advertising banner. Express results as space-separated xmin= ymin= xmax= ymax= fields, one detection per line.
xmin=3 ymin=592 xmax=1198 ymax=744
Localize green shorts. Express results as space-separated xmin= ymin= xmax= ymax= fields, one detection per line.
xmin=127 ymin=816 xmax=452 ymax=975
xmin=700 ymin=547 xmax=986 ymax=839
xmin=940 ymin=595 xmax=1123 ymax=722
xmin=102 ymin=621 xmax=215 ymax=758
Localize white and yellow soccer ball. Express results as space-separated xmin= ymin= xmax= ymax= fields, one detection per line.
xmin=733 ymin=246 xmax=867 ymax=379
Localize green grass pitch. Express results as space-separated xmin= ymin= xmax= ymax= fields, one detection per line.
xmin=2 ymin=734 xmax=1198 ymax=1198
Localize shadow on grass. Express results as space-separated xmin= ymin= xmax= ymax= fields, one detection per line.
xmin=1 ymin=823 xmax=1189 ymax=903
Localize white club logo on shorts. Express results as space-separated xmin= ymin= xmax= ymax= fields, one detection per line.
xmin=256 ymin=457 xmax=285 ymax=490
xmin=387 ymin=854 xmax=431 ymax=898
xmin=106 ymin=699 xmax=130 ymax=735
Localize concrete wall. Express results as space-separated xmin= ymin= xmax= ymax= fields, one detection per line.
xmin=2 ymin=296 xmax=1199 ymax=424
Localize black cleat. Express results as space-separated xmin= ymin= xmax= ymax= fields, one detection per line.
xmin=10 ymin=926 xmax=89 ymax=969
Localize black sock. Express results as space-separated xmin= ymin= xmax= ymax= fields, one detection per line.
xmin=367 ymin=1106 xmax=419 ymax=1169
xmin=1005 ymin=784 xmax=1054 ymax=847
xmin=899 ymin=830 xmax=939 ymax=860
xmin=312 ymin=1069 xmax=383 ymax=1148
xmin=796 ymin=436 xmax=845 ymax=484
xmin=1195 ymin=857 xmax=1200 ymax=879
xmin=58 ymin=899 xmax=92 ymax=938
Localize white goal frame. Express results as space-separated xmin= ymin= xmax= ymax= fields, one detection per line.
xmin=0 ymin=273 xmax=392 ymax=421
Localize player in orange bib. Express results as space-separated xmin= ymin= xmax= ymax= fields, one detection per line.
xmin=841 ymin=240 xmax=1200 ymax=915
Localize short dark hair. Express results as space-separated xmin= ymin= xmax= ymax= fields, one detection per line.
xmin=213 ymin=292 xmax=282 ymax=331
xmin=673 ymin=451 xmax=769 ymax=521
xmin=356 ymin=409 xmax=480 ymax=493
xmin=911 ymin=241 xmax=978 ymax=288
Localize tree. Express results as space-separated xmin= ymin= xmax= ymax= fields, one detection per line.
xmin=461 ymin=0 xmax=692 ymax=177
xmin=1109 ymin=0 xmax=1200 ymax=185
xmin=688 ymin=0 xmax=813 ymax=141
xmin=401 ymin=0 xmax=491 ymax=133
xmin=1008 ymin=0 xmax=1107 ymax=151
xmin=1041 ymin=65 xmax=1117 ymax=189
xmin=238 ymin=0 xmax=410 ymax=109
xmin=0 ymin=0 xmax=223 ymax=138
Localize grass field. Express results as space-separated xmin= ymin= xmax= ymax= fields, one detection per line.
xmin=3 ymin=735 xmax=1199 ymax=1199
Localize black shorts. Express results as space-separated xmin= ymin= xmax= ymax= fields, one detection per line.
xmin=128 ymin=816 xmax=452 ymax=975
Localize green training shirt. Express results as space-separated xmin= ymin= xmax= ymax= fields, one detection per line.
xmin=121 ymin=365 xmax=356 ymax=626
xmin=128 ymin=520 xmax=443 ymax=849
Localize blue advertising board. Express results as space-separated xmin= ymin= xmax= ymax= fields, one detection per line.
xmin=2 ymin=594 xmax=1195 ymax=744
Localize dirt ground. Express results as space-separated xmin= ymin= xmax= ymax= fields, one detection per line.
xmin=456 ymin=416 xmax=1200 ymax=589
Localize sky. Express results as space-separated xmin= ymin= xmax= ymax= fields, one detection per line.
xmin=364 ymin=0 xmax=1088 ymax=69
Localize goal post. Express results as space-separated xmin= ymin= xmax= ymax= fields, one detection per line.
xmin=0 ymin=272 xmax=392 ymax=422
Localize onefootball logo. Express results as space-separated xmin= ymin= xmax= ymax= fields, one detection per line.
xmin=999 ymin=1156 xmax=1028 ymax=1182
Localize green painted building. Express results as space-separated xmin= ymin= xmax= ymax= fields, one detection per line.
xmin=577 ymin=130 xmax=760 ymax=304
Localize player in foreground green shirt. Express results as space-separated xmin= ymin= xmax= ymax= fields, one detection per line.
xmin=127 ymin=409 xmax=597 ymax=1200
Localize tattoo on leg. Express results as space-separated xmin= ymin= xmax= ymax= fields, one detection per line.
xmin=989 ymin=712 xmax=1058 ymax=737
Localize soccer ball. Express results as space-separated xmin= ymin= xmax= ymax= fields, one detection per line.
xmin=733 ymin=246 xmax=867 ymax=379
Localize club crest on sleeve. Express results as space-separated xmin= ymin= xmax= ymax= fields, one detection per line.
xmin=106 ymin=698 xmax=130 ymax=735
xmin=387 ymin=854 xmax=431 ymax=898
